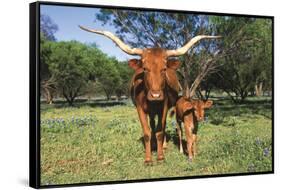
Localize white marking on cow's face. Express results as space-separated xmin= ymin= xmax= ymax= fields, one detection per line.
xmin=151 ymin=93 xmax=160 ymax=98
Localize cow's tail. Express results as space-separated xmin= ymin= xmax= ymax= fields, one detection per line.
xmin=169 ymin=107 xmax=176 ymax=118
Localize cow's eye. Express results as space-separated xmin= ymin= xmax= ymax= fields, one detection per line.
xmin=143 ymin=67 xmax=149 ymax=72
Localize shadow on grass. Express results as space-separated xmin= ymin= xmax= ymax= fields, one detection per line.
xmin=138 ymin=131 xmax=189 ymax=156
xmin=138 ymin=134 xmax=158 ymax=152
xmin=165 ymin=97 xmax=272 ymax=152
xmin=208 ymin=97 xmax=272 ymax=124
xmin=168 ymin=132 xmax=188 ymax=156
xmin=41 ymin=99 xmax=128 ymax=111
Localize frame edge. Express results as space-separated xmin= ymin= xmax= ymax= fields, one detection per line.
xmin=29 ymin=1 xmax=41 ymax=189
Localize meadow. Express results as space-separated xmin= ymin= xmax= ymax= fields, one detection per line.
xmin=40 ymin=97 xmax=272 ymax=186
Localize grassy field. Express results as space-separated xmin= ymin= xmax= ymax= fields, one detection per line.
xmin=40 ymin=97 xmax=272 ymax=186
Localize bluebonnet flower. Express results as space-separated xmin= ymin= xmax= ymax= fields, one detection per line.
xmin=171 ymin=120 xmax=176 ymax=127
xmin=255 ymin=138 xmax=262 ymax=146
xmin=248 ymin=163 xmax=255 ymax=172
xmin=263 ymin=148 xmax=270 ymax=157
xmin=204 ymin=116 xmax=209 ymax=122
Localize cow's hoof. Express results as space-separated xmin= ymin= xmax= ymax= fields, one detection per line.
xmin=157 ymin=156 xmax=165 ymax=161
xmin=188 ymin=157 xmax=193 ymax=162
xmin=144 ymin=158 xmax=152 ymax=164
xmin=144 ymin=159 xmax=153 ymax=165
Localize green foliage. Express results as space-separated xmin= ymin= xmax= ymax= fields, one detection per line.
xmin=209 ymin=17 xmax=272 ymax=102
xmin=96 ymin=10 xmax=272 ymax=102
xmin=40 ymin=97 xmax=272 ymax=185
xmin=115 ymin=61 xmax=134 ymax=98
xmin=96 ymin=10 xmax=208 ymax=49
xmin=40 ymin=33 xmax=52 ymax=80
xmin=40 ymin=37 xmax=133 ymax=104
xmin=47 ymin=41 xmax=97 ymax=105
xmin=96 ymin=57 xmax=122 ymax=99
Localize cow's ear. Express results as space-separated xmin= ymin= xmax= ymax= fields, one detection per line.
xmin=166 ymin=69 xmax=181 ymax=92
xmin=167 ymin=59 xmax=181 ymax=70
xmin=183 ymin=101 xmax=193 ymax=112
xmin=128 ymin=59 xmax=141 ymax=70
xmin=204 ymin=100 xmax=213 ymax=108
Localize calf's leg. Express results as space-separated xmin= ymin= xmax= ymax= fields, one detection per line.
xmin=176 ymin=120 xmax=183 ymax=153
xmin=184 ymin=118 xmax=194 ymax=161
xmin=192 ymin=123 xmax=198 ymax=157
xmin=192 ymin=134 xmax=197 ymax=157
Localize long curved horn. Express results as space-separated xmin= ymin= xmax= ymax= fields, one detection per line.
xmin=166 ymin=35 xmax=222 ymax=57
xmin=79 ymin=25 xmax=143 ymax=55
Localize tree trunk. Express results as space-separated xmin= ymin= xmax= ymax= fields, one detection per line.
xmin=103 ymin=88 xmax=111 ymax=100
xmin=44 ymin=87 xmax=53 ymax=104
xmin=205 ymin=88 xmax=211 ymax=100
xmin=62 ymin=89 xmax=73 ymax=106
xmin=183 ymin=71 xmax=190 ymax=98
xmin=255 ymin=82 xmax=263 ymax=97
xmin=196 ymin=90 xmax=204 ymax=100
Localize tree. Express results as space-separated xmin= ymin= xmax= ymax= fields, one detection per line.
xmin=210 ymin=17 xmax=272 ymax=102
xmin=97 ymin=57 xmax=122 ymax=100
xmin=47 ymin=41 xmax=100 ymax=105
xmin=40 ymin=14 xmax=59 ymax=103
xmin=96 ymin=10 xmax=222 ymax=99
xmin=115 ymin=61 xmax=134 ymax=98
xmin=40 ymin=14 xmax=58 ymax=41
xmin=40 ymin=33 xmax=57 ymax=104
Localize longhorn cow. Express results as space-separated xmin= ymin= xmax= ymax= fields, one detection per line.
xmin=79 ymin=25 xmax=220 ymax=163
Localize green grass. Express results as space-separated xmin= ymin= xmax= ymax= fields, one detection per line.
xmin=40 ymin=97 xmax=272 ymax=186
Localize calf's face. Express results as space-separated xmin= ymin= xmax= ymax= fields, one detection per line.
xmin=183 ymin=100 xmax=213 ymax=121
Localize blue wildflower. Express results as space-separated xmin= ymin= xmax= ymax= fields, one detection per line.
xmin=263 ymin=148 xmax=270 ymax=157
xmin=248 ymin=163 xmax=255 ymax=172
xmin=204 ymin=116 xmax=209 ymax=122
xmin=255 ymin=138 xmax=262 ymax=146
xmin=171 ymin=120 xmax=176 ymax=127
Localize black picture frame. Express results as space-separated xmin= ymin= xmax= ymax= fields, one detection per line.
xmin=30 ymin=1 xmax=274 ymax=188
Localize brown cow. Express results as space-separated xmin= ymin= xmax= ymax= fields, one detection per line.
xmin=128 ymin=55 xmax=181 ymax=163
xmin=79 ymin=25 xmax=220 ymax=163
xmin=171 ymin=97 xmax=213 ymax=161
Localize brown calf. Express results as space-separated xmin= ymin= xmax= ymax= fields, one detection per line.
xmin=172 ymin=97 xmax=213 ymax=161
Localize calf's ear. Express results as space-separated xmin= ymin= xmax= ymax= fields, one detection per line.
xmin=183 ymin=101 xmax=193 ymax=112
xmin=167 ymin=59 xmax=181 ymax=70
xmin=204 ymin=100 xmax=213 ymax=108
xmin=128 ymin=59 xmax=141 ymax=70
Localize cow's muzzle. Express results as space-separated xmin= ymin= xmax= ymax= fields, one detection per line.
xmin=147 ymin=90 xmax=164 ymax=101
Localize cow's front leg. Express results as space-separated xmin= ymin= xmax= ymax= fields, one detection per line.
xmin=156 ymin=100 xmax=168 ymax=161
xmin=163 ymin=134 xmax=168 ymax=149
xmin=136 ymin=106 xmax=152 ymax=164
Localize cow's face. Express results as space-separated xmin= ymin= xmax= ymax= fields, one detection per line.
xmin=129 ymin=48 xmax=181 ymax=101
xmin=183 ymin=100 xmax=213 ymax=121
